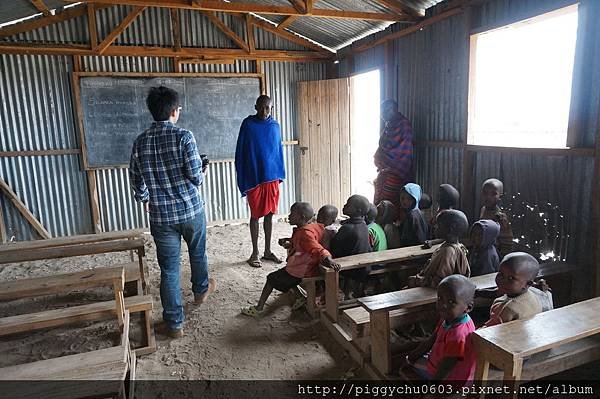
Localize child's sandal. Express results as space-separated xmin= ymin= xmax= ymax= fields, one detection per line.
xmin=241 ymin=305 xmax=262 ymax=318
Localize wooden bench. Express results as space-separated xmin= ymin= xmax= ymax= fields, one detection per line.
xmin=0 ymin=264 xmax=156 ymax=356
xmin=472 ymin=296 xmax=600 ymax=398
xmin=359 ymin=273 xmax=498 ymax=377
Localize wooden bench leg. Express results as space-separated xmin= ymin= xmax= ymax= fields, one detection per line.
xmin=371 ymin=310 xmax=391 ymax=376
xmin=504 ymin=358 xmax=523 ymax=399
xmin=305 ymin=280 xmax=318 ymax=318
xmin=475 ymin=354 xmax=490 ymax=399
xmin=325 ymin=270 xmax=339 ymax=322
xmin=135 ymin=309 xmax=157 ymax=356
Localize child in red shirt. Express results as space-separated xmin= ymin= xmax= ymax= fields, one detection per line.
xmin=242 ymin=202 xmax=339 ymax=317
xmin=400 ymin=274 xmax=477 ymax=385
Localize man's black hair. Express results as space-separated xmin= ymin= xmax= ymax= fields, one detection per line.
xmin=256 ymin=95 xmax=271 ymax=106
xmin=147 ymin=86 xmax=179 ymax=122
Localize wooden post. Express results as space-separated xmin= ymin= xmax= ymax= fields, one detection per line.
xmin=0 ymin=195 xmax=6 ymax=243
xmin=461 ymin=7 xmax=474 ymax=220
xmin=245 ymin=14 xmax=256 ymax=54
xmin=593 ymin=103 xmax=600 ymax=296
xmin=371 ymin=310 xmax=391 ymax=375
xmin=87 ymin=4 xmax=98 ymax=49
xmin=324 ymin=269 xmax=339 ymax=321
xmin=383 ymin=41 xmax=394 ymax=99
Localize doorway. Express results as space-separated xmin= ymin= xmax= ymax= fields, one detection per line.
xmin=350 ymin=69 xmax=380 ymax=202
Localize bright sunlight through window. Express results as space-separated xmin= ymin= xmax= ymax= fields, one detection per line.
xmin=468 ymin=5 xmax=578 ymax=148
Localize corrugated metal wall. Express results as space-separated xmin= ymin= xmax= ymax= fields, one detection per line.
xmin=0 ymin=6 xmax=326 ymax=238
xmin=341 ymin=0 xmax=600 ymax=294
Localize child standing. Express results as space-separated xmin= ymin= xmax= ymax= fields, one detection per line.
xmin=366 ymin=203 xmax=388 ymax=252
xmin=398 ymin=183 xmax=429 ymax=247
xmin=331 ymin=195 xmax=372 ymax=298
xmin=480 ymin=178 xmax=514 ymax=258
xmin=242 ymin=202 xmax=339 ymax=317
xmin=408 ymin=210 xmax=470 ymax=288
xmin=469 ymin=220 xmax=501 ymax=276
xmin=400 ymin=274 xmax=477 ymax=385
xmin=478 ymin=252 xmax=542 ymax=327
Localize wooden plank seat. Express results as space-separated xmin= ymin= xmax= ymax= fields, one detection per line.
xmin=473 ymin=297 xmax=600 ymax=398
xmin=0 ymin=295 xmax=155 ymax=356
xmin=0 ymin=261 xmax=142 ymax=302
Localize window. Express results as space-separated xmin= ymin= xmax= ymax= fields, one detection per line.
xmin=468 ymin=5 xmax=579 ymax=148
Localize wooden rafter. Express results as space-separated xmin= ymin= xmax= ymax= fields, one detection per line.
xmin=0 ymin=178 xmax=51 ymax=239
xmin=30 ymin=0 xmax=51 ymax=16
xmin=202 ymin=11 xmax=250 ymax=52
xmin=178 ymin=58 xmax=236 ymax=65
xmin=277 ymin=15 xmax=298 ymax=31
xmin=95 ymin=6 xmax=145 ymax=54
xmin=305 ymin=0 xmax=314 ymax=13
xmin=238 ymin=14 xmax=333 ymax=55
xmin=287 ymin=0 xmax=306 ymax=13
xmin=169 ymin=9 xmax=181 ymax=52
xmin=0 ymin=4 xmax=109 ymax=39
xmin=63 ymin=0 xmax=409 ymax=22
xmin=87 ymin=4 xmax=98 ymax=49
xmin=0 ymin=43 xmax=332 ymax=61
xmin=373 ymin=0 xmax=424 ymax=18
xmin=245 ymin=14 xmax=256 ymax=54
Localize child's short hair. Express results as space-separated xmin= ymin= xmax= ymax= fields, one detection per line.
xmin=291 ymin=201 xmax=314 ymax=220
xmin=419 ymin=193 xmax=432 ymax=210
xmin=436 ymin=209 xmax=469 ymax=237
xmin=317 ymin=204 xmax=338 ymax=226
xmin=347 ymin=194 xmax=370 ymax=217
xmin=365 ymin=203 xmax=377 ymax=224
xmin=147 ymin=86 xmax=179 ymax=121
xmin=482 ymin=178 xmax=504 ymax=194
xmin=439 ymin=184 xmax=460 ymax=209
xmin=501 ymin=252 xmax=540 ymax=282
xmin=439 ymin=274 xmax=476 ymax=303
xmin=376 ymin=200 xmax=397 ymax=224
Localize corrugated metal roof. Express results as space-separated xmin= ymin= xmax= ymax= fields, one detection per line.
xmin=0 ymin=0 xmax=446 ymax=51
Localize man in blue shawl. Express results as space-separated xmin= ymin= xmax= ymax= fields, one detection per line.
xmin=235 ymin=95 xmax=286 ymax=268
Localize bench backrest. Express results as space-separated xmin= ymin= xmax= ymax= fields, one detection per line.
xmin=333 ymin=243 xmax=442 ymax=272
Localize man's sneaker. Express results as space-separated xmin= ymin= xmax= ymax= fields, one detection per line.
xmin=194 ymin=278 xmax=217 ymax=305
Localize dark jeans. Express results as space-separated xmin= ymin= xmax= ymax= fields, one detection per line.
xmin=150 ymin=208 xmax=209 ymax=330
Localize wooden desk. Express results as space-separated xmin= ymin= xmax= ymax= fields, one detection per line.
xmin=472 ymin=296 xmax=600 ymax=397
xmin=360 ymin=273 xmax=498 ymax=376
xmin=322 ymin=244 xmax=441 ymax=322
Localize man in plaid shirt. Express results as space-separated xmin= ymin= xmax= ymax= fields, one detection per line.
xmin=374 ymin=99 xmax=414 ymax=221
xmin=130 ymin=86 xmax=216 ymax=338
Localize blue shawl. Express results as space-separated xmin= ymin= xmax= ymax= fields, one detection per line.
xmin=235 ymin=115 xmax=286 ymax=196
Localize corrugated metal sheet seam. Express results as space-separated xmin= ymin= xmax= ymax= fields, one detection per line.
xmin=0 ymin=6 xmax=327 ymax=239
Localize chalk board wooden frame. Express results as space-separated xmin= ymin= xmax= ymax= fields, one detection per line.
xmin=72 ymin=71 xmax=264 ymax=170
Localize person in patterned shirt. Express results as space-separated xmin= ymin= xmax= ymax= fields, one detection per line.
xmin=130 ymin=86 xmax=216 ymax=338
xmin=374 ymin=99 xmax=414 ymax=221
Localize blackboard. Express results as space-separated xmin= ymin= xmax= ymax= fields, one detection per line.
xmin=75 ymin=74 xmax=261 ymax=169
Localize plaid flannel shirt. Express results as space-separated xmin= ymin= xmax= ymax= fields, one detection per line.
xmin=129 ymin=121 xmax=203 ymax=225
xmin=374 ymin=112 xmax=413 ymax=179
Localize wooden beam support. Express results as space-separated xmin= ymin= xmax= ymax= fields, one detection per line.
xmin=30 ymin=0 xmax=51 ymax=16
xmin=95 ymin=6 xmax=145 ymax=54
xmin=593 ymin=103 xmax=600 ymax=296
xmin=177 ymin=57 xmax=236 ymax=65
xmin=169 ymin=8 xmax=181 ymax=52
xmin=64 ymin=0 xmax=408 ymax=21
xmin=287 ymin=0 xmax=306 ymax=13
xmin=305 ymin=0 xmax=314 ymax=13
xmin=353 ymin=6 xmax=464 ymax=53
xmin=0 ymin=178 xmax=51 ymax=239
xmin=0 ymin=4 xmax=109 ymax=39
xmin=240 ymin=14 xmax=333 ymax=55
xmin=373 ymin=0 xmax=423 ymax=18
xmin=0 ymin=42 xmax=332 ymax=61
xmin=245 ymin=14 xmax=256 ymax=54
xmin=87 ymin=4 xmax=98 ymax=49
xmin=0 ymin=149 xmax=81 ymax=157
xmin=256 ymin=59 xmax=266 ymax=95
xmin=277 ymin=15 xmax=298 ymax=31
xmin=0 ymin=195 xmax=7 ymax=243
xmin=202 ymin=11 xmax=249 ymax=52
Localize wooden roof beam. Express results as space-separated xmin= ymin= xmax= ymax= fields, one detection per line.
xmin=287 ymin=0 xmax=306 ymax=13
xmin=201 ymin=11 xmax=250 ymax=52
xmin=95 ymin=6 xmax=145 ymax=54
xmin=30 ymin=0 xmax=51 ymax=16
xmin=63 ymin=0 xmax=410 ymax=22
xmin=0 ymin=42 xmax=333 ymax=61
xmin=277 ymin=15 xmax=298 ymax=31
xmin=373 ymin=0 xmax=424 ymax=18
xmin=0 ymin=4 xmax=108 ymax=39
xmin=88 ymin=4 xmax=98 ymax=49
xmin=235 ymin=13 xmax=334 ymax=55
xmin=169 ymin=8 xmax=181 ymax=52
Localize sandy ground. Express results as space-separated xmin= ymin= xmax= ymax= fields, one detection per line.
xmin=0 ymin=220 xmax=360 ymax=381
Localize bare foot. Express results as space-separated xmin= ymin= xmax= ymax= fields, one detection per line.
xmin=261 ymin=251 xmax=283 ymax=264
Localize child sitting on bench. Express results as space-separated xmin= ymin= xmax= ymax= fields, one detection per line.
xmin=398 ymin=183 xmax=429 ymax=247
xmin=469 ymin=219 xmax=500 ymax=276
xmin=408 ymin=209 xmax=470 ymax=288
xmin=377 ymin=200 xmax=400 ymax=249
xmin=478 ymin=252 xmax=543 ymax=327
xmin=366 ymin=203 xmax=388 ymax=252
xmin=331 ymin=194 xmax=372 ymax=299
xmin=429 ymin=184 xmax=460 ymax=238
xmin=318 ymin=204 xmax=339 ymax=250
xmin=242 ymin=202 xmax=340 ymax=317
xmin=400 ymin=274 xmax=477 ymax=385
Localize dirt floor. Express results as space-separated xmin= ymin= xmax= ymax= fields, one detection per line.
xmin=0 ymin=220 xmax=361 ymax=381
